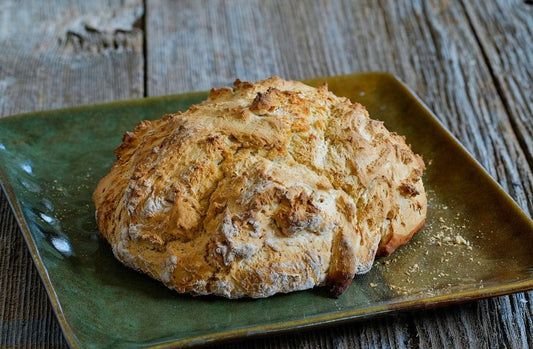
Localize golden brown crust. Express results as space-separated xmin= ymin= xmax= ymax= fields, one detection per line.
xmin=93 ymin=76 xmax=427 ymax=298
xmin=376 ymin=219 xmax=426 ymax=257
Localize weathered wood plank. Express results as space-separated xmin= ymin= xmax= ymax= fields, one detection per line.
xmin=461 ymin=0 xmax=533 ymax=214
xmin=146 ymin=1 xmax=533 ymax=348
xmin=0 ymin=0 xmax=144 ymax=347
xmin=456 ymin=0 xmax=533 ymax=348
xmin=0 ymin=0 xmax=144 ymax=116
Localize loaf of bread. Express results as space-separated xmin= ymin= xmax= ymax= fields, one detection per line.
xmin=93 ymin=76 xmax=426 ymax=298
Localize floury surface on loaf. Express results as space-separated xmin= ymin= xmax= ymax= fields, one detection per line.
xmin=93 ymin=76 xmax=427 ymax=298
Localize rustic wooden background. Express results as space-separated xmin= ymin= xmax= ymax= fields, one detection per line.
xmin=1 ymin=0 xmax=532 ymax=347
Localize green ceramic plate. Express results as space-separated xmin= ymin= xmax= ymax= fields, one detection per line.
xmin=1 ymin=72 xmax=533 ymax=348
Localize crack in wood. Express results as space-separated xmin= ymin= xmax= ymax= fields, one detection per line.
xmin=58 ymin=26 xmax=143 ymax=54
xmin=56 ymin=6 xmax=144 ymax=55
xmin=139 ymin=0 xmax=147 ymax=97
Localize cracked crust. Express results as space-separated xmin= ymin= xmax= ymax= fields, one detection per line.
xmin=93 ymin=76 xmax=427 ymax=298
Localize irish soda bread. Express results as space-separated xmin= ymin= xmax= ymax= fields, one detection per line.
xmin=93 ymin=76 xmax=427 ymax=298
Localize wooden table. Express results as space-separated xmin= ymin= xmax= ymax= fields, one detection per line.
xmin=1 ymin=1 xmax=532 ymax=347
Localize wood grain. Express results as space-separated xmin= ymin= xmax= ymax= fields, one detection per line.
xmin=1 ymin=0 xmax=532 ymax=347
xmin=462 ymin=0 xmax=533 ymax=215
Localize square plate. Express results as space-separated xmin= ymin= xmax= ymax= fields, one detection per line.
xmin=1 ymin=73 xmax=532 ymax=348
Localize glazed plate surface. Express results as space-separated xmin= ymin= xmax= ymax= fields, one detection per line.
xmin=1 ymin=73 xmax=532 ymax=348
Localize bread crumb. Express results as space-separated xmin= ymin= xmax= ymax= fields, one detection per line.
xmin=454 ymin=235 xmax=467 ymax=244
xmin=369 ymin=282 xmax=378 ymax=288
xmin=408 ymin=263 xmax=420 ymax=274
